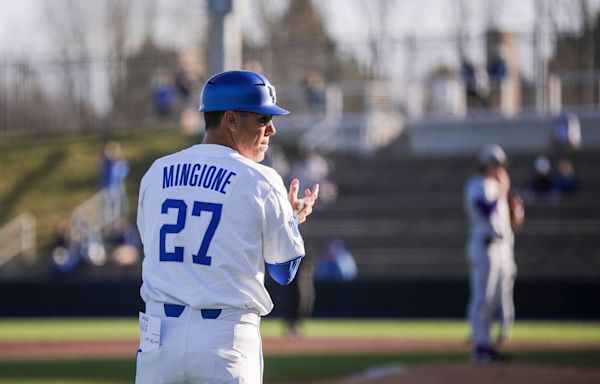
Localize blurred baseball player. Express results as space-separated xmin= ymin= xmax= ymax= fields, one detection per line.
xmin=135 ymin=70 xmax=319 ymax=383
xmin=464 ymin=144 xmax=518 ymax=362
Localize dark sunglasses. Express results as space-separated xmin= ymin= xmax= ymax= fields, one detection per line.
xmin=258 ymin=114 xmax=273 ymax=125
xmin=234 ymin=111 xmax=272 ymax=125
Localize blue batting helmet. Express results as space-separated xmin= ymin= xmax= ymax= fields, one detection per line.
xmin=199 ymin=70 xmax=289 ymax=115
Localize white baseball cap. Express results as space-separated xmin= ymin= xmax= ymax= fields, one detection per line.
xmin=478 ymin=144 xmax=507 ymax=166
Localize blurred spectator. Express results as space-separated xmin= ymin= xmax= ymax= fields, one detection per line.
xmin=109 ymin=218 xmax=141 ymax=266
xmin=174 ymin=68 xmax=197 ymax=102
xmin=553 ymin=112 xmax=582 ymax=153
xmin=152 ymin=74 xmax=176 ymax=116
xmin=175 ymin=51 xmax=202 ymax=133
xmin=282 ymin=256 xmax=315 ymax=338
xmin=552 ymin=158 xmax=578 ymax=196
xmin=274 ymin=147 xmax=316 ymax=337
xmin=303 ymin=72 xmax=327 ymax=113
xmin=175 ymin=49 xmax=201 ymax=103
xmin=289 ymin=150 xmax=337 ymax=204
xmin=99 ymin=142 xmax=130 ymax=225
xmin=268 ymin=147 xmax=321 ymax=339
xmin=315 ymin=238 xmax=357 ymax=281
xmin=51 ymin=220 xmax=79 ymax=276
xmin=487 ymin=46 xmax=508 ymax=86
xmin=532 ymin=155 xmax=553 ymax=196
xmin=460 ymin=56 xmax=489 ymax=109
xmin=78 ymin=230 xmax=107 ymax=267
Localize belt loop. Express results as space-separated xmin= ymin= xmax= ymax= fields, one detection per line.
xmin=164 ymin=304 xmax=185 ymax=318
xmin=201 ymin=309 xmax=222 ymax=319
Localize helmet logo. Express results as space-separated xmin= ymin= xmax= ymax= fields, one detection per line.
xmin=268 ymin=85 xmax=276 ymax=104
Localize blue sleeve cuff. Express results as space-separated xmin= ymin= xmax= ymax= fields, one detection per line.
xmin=266 ymin=255 xmax=304 ymax=285
xmin=475 ymin=199 xmax=498 ymax=218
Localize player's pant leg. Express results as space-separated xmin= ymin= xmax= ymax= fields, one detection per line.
xmin=186 ymin=309 xmax=262 ymax=384
xmin=135 ymin=304 xmax=188 ymax=384
xmin=467 ymin=240 xmax=488 ymax=346
xmin=500 ymin=241 xmax=517 ymax=339
xmin=468 ymin=239 xmax=501 ymax=347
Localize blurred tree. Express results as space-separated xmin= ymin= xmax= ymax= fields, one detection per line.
xmin=359 ymin=0 xmax=394 ymax=79
xmin=39 ymin=0 xmax=206 ymax=132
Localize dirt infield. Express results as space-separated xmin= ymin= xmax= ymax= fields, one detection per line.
xmin=1 ymin=337 xmax=599 ymax=383
xmin=1 ymin=337 xmax=599 ymax=360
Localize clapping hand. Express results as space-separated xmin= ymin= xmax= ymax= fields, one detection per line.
xmin=288 ymin=179 xmax=319 ymax=224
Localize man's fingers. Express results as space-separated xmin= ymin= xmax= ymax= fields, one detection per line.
xmin=302 ymin=184 xmax=320 ymax=200
xmin=311 ymin=183 xmax=320 ymax=201
xmin=288 ymin=179 xmax=299 ymax=202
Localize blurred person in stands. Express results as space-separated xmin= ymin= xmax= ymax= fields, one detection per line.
xmin=303 ymin=72 xmax=327 ymax=114
xmin=51 ymin=220 xmax=79 ymax=276
xmin=152 ymin=74 xmax=176 ymax=116
xmin=109 ymin=218 xmax=141 ymax=266
xmin=553 ymin=112 xmax=582 ymax=154
xmin=521 ymin=155 xmax=554 ymax=203
xmin=315 ymin=237 xmax=357 ymax=281
xmin=552 ymin=158 xmax=578 ymax=197
xmin=532 ymin=155 xmax=553 ymax=197
xmin=460 ymin=56 xmax=489 ymax=109
xmin=99 ymin=142 xmax=130 ymax=224
xmin=174 ymin=50 xmax=202 ymax=133
xmin=487 ymin=46 xmax=508 ymax=88
xmin=464 ymin=144 xmax=521 ymax=362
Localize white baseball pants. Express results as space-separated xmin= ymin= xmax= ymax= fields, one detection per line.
xmin=135 ymin=302 xmax=263 ymax=384
xmin=467 ymin=234 xmax=517 ymax=346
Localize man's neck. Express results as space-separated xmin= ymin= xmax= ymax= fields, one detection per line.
xmin=202 ymin=130 xmax=234 ymax=149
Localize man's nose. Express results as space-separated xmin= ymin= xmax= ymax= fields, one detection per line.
xmin=265 ymin=121 xmax=276 ymax=136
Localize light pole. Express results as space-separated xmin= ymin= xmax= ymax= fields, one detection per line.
xmin=207 ymin=0 xmax=241 ymax=75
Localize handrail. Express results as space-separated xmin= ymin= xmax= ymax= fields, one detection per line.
xmin=0 ymin=212 xmax=36 ymax=267
xmin=70 ymin=188 xmax=122 ymax=245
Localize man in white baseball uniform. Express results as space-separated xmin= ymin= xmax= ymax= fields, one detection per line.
xmin=464 ymin=144 xmax=515 ymax=362
xmin=135 ymin=70 xmax=319 ymax=383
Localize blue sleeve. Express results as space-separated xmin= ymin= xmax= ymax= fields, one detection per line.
xmin=475 ymin=199 xmax=498 ymax=218
xmin=266 ymin=255 xmax=303 ymax=285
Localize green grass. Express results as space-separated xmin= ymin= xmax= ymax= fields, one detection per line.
xmin=0 ymin=318 xmax=138 ymax=342
xmin=0 ymin=319 xmax=598 ymax=383
xmin=0 ymin=318 xmax=599 ymax=343
xmin=0 ymin=131 xmax=197 ymax=251
xmin=0 ymin=350 xmax=599 ymax=384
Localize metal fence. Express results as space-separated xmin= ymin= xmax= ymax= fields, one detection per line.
xmin=1 ymin=30 xmax=598 ymax=138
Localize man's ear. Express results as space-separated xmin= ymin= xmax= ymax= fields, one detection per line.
xmin=223 ymin=111 xmax=237 ymax=131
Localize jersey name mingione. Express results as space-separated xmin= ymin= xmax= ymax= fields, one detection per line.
xmin=162 ymin=162 xmax=237 ymax=195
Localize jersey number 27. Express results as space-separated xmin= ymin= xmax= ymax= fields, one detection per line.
xmin=159 ymin=198 xmax=222 ymax=266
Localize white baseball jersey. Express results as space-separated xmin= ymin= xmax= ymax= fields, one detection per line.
xmin=464 ymin=175 xmax=512 ymax=241
xmin=137 ymin=144 xmax=305 ymax=316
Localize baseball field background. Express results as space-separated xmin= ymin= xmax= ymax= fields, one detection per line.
xmin=0 ymin=318 xmax=599 ymax=383
xmin=1 ymin=126 xmax=600 ymax=383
